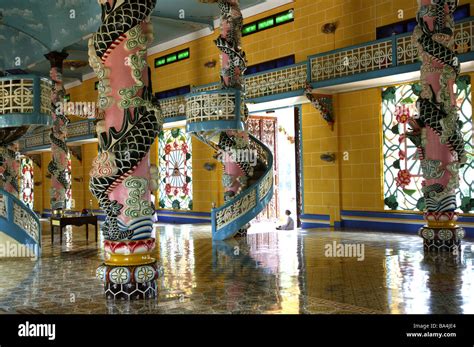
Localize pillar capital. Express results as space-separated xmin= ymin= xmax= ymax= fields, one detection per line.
xmin=44 ymin=51 xmax=69 ymax=69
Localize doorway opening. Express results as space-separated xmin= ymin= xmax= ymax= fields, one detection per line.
xmin=248 ymin=106 xmax=302 ymax=230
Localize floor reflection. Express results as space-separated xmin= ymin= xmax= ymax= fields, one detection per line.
xmin=0 ymin=222 xmax=473 ymax=314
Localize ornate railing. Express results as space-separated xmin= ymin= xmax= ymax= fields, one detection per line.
xmin=191 ymin=64 xmax=307 ymax=100
xmin=160 ymin=95 xmax=186 ymax=118
xmin=310 ymin=39 xmax=393 ymax=82
xmin=185 ymin=89 xmax=245 ymax=133
xmin=309 ymin=17 xmax=474 ymax=83
xmin=192 ymin=83 xmax=220 ymax=93
xmin=19 ymin=119 xmax=96 ymax=150
xmin=212 ymin=135 xmax=274 ymax=240
xmin=0 ymin=188 xmax=41 ymax=255
xmin=245 ymin=62 xmax=307 ymax=99
xmin=0 ymin=74 xmax=52 ymax=128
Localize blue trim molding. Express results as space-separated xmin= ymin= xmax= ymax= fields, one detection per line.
xmin=156 ymin=210 xmax=211 ymax=224
xmin=301 ymin=213 xmax=331 ymax=229
xmin=340 ymin=210 xmax=474 ymax=237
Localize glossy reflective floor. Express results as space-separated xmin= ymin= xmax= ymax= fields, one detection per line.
xmin=1 ymin=222 xmax=474 ymax=314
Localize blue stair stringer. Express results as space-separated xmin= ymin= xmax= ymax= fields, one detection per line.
xmin=0 ymin=188 xmax=41 ymax=257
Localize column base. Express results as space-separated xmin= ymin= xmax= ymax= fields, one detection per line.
xmin=97 ymin=263 xmax=163 ymax=300
xmin=105 ymin=281 xmax=157 ymax=300
xmin=418 ymin=226 xmax=465 ymax=253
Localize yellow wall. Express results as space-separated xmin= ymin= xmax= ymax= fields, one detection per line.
xmin=302 ymin=102 xmax=341 ymax=224
xmin=31 ymin=0 xmax=473 ymax=218
xmin=42 ymin=152 xmax=52 ymax=210
xmin=191 ymin=138 xmax=224 ymax=212
xmin=82 ymin=143 xmax=99 ymax=210
xmin=338 ymin=88 xmax=383 ymax=213
xmin=32 ymin=161 xmax=43 ymax=213
xmin=67 ymin=78 xmax=98 ymax=123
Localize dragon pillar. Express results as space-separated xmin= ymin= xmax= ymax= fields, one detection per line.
xmin=413 ymin=0 xmax=465 ymax=253
xmin=89 ymin=0 xmax=163 ymax=299
xmin=0 ymin=143 xmax=19 ymax=196
xmin=45 ymin=51 xmax=70 ymax=211
xmin=209 ymin=0 xmax=253 ymax=237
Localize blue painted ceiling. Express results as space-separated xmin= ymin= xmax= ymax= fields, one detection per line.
xmin=0 ymin=0 xmax=265 ymax=83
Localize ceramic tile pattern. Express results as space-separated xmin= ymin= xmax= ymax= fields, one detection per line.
xmin=1 ymin=222 xmax=474 ymax=314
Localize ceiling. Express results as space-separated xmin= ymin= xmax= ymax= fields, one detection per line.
xmin=0 ymin=0 xmax=266 ymax=83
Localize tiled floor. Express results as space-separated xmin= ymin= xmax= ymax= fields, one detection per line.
xmin=1 ymin=221 xmax=473 ymax=314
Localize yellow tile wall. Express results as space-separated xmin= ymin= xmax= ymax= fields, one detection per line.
xmin=337 ymin=88 xmax=384 ymax=212
xmin=70 ymin=153 xmax=84 ymax=210
xmin=302 ymin=102 xmax=341 ymax=224
xmin=32 ymin=161 xmax=43 ymax=213
xmin=67 ymin=78 xmax=98 ymax=123
xmin=191 ymin=138 xmax=224 ymax=212
xmin=42 ymin=152 xmax=52 ymax=211
xmin=82 ymin=143 xmax=99 ymax=210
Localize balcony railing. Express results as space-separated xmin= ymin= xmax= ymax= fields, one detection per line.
xmin=309 ymin=17 xmax=474 ymax=83
xmin=0 ymin=75 xmax=52 ymax=128
xmin=160 ymin=95 xmax=186 ymax=119
xmin=185 ymin=89 xmax=245 ymax=133
xmin=19 ymin=119 xmax=95 ymax=150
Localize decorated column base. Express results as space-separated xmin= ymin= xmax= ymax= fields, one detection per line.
xmin=418 ymin=212 xmax=465 ymax=253
xmin=104 ymin=281 xmax=157 ymax=300
xmin=419 ymin=226 xmax=465 ymax=253
xmin=96 ymin=238 xmax=163 ymax=300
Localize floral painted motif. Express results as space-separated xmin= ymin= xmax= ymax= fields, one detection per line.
xmin=395 ymin=105 xmax=410 ymax=124
xmin=395 ymin=170 xmax=411 ymax=188
xmin=158 ymin=128 xmax=192 ymax=210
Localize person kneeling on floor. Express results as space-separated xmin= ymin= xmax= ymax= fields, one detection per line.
xmin=276 ymin=210 xmax=295 ymax=230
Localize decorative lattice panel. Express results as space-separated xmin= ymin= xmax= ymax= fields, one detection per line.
xmin=382 ymin=77 xmax=473 ymax=212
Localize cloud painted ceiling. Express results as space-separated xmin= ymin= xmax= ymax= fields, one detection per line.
xmin=0 ymin=0 xmax=265 ymax=79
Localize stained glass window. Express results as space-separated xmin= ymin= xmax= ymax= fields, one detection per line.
xmin=382 ymin=76 xmax=473 ymax=212
xmin=66 ymin=154 xmax=72 ymax=209
xmin=20 ymin=157 xmax=34 ymax=210
xmin=158 ymin=128 xmax=192 ymax=210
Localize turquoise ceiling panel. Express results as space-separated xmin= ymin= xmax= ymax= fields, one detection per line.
xmin=0 ymin=0 xmax=266 ymax=76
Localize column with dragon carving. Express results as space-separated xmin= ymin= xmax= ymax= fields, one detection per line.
xmin=203 ymin=0 xmax=253 ymax=237
xmin=45 ymin=52 xmax=70 ymax=211
xmin=89 ymin=0 xmax=163 ymax=299
xmin=412 ymin=0 xmax=465 ymax=253
xmin=0 ymin=143 xmax=19 ymax=196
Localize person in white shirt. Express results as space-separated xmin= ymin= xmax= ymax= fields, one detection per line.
xmin=276 ymin=210 xmax=295 ymax=230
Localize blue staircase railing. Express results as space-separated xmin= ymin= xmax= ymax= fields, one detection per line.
xmin=185 ymin=87 xmax=274 ymax=240
xmin=211 ymin=134 xmax=273 ymax=241
xmin=0 ymin=188 xmax=41 ymax=256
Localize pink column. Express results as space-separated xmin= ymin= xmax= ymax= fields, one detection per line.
xmin=0 ymin=143 xmax=19 ymax=196
xmin=413 ymin=0 xmax=465 ymax=253
xmin=45 ymin=51 xmax=70 ymax=211
xmin=89 ymin=0 xmax=162 ymax=299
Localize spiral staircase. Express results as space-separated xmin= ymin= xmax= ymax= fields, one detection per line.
xmin=0 ymin=74 xmax=52 ymax=257
xmin=186 ymin=88 xmax=274 ymax=241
